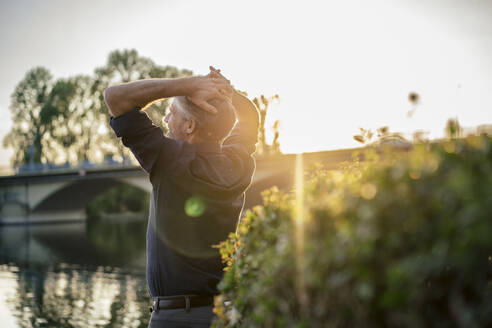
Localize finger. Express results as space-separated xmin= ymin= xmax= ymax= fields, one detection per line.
xmin=209 ymin=66 xmax=222 ymax=75
xmin=210 ymin=66 xmax=221 ymax=73
xmin=222 ymin=84 xmax=233 ymax=94
xmin=215 ymin=91 xmax=230 ymax=101
xmin=212 ymin=79 xmax=231 ymax=88
xmin=221 ymin=86 xmax=233 ymax=96
xmin=219 ymin=87 xmax=232 ymax=94
xmin=226 ymin=98 xmax=235 ymax=109
xmin=209 ymin=71 xmax=229 ymax=84
xmin=209 ymin=71 xmax=221 ymax=79
xmin=210 ymin=71 xmax=224 ymax=82
xmin=221 ymin=97 xmax=235 ymax=112
xmin=214 ymin=87 xmax=231 ymax=100
xmin=210 ymin=79 xmax=226 ymax=88
xmin=197 ymin=100 xmax=218 ymax=114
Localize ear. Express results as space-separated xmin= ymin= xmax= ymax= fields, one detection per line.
xmin=184 ymin=119 xmax=197 ymax=135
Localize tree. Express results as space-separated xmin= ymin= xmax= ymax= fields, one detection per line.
xmin=90 ymin=49 xmax=193 ymax=162
xmin=3 ymin=67 xmax=57 ymax=165
xmin=445 ymin=118 xmax=462 ymax=139
xmin=4 ymin=49 xmax=193 ymax=166
xmin=271 ymin=120 xmax=281 ymax=154
xmin=46 ymin=74 xmax=105 ymax=163
xmin=252 ymin=94 xmax=280 ymax=155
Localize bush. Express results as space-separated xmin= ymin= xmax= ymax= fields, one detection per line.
xmin=86 ymin=183 xmax=149 ymax=219
xmin=212 ymin=136 xmax=492 ymax=327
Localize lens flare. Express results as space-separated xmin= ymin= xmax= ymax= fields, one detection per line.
xmin=295 ymin=153 xmax=308 ymax=315
xmin=185 ymin=197 xmax=206 ymax=217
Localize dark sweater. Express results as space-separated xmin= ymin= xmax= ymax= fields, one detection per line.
xmin=110 ymin=108 xmax=256 ymax=296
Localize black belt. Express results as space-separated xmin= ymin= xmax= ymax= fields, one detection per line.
xmin=150 ymin=295 xmax=215 ymax=313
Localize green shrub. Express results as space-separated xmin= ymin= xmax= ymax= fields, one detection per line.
xmin=212 ymin=136 xmax=492 ymax=327
xmin=86 ymin=183 xmax=149 ymax=219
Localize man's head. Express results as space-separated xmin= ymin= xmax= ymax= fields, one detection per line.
xmin=165 ymin=96 xmax=236 ymax=143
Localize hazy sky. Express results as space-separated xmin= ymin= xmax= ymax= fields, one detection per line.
xmin=1 ymin=0 xmax=492 ymax=169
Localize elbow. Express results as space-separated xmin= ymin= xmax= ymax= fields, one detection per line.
xmin=103 ymin=86 xmax=113 ymax=103
xmin=104 ymin=85 xmax=139 ymax=117
xmin=104 ymin=86 xmax=130 ymax=117
xmin=104 ymin=86 xmax=118 ymax=116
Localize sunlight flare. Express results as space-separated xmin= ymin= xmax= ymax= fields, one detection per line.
xmin=294 ymin=153 xmax=308 ymax=315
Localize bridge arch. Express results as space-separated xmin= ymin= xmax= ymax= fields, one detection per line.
xmin=33 ymin=177 xmax=151 ymax=213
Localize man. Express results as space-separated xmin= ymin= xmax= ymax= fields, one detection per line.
xmin=104 ymin=67 xmax=259 ymax=327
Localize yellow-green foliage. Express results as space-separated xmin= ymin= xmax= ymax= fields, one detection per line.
xmin=212 ymin=136 xmax=492 ymax=327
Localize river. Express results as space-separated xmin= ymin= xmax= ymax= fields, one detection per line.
xmin=0 ymin=217 xmax=151 ymax=328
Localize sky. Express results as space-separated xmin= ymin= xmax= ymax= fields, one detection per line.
xmin=1 ymin=0 xmax=492 ymax=170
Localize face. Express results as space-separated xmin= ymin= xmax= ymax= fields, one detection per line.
xmin=165 ymin=100 xmax=192 ymax=141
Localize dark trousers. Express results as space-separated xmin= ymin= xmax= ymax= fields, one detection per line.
xmin=148 ymin=305 xmax=214 ymax=328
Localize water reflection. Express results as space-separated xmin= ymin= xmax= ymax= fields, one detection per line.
xmin=0 ymin=218 xmax=150 ymax=328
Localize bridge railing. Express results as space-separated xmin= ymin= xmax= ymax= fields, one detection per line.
xmin=10 ymin=158 xmax=136 ymax=176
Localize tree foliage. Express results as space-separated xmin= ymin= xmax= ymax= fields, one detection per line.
xmin=252 ymin=94 xmax=280 ymax=156
xmin=3 ymin=67 xmax=55 ymax=164
xmin=4 ymin=49 xmax=192 ymax=166
xmin=4 ymin=50 xmax=282 ymax=166
xmin=445 ymin=118 xmax=463 ymax=140
xmin=86 ymin=183 xmax=149 ymax=219
xmin=213 ymin=136 xmax=492 ymax=327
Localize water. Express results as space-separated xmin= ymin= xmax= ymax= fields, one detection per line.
xmin=0 ymin=218 xmax=151 ymax=328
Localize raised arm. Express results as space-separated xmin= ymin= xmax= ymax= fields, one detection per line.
xmin=104 ymin=76 xmax=232 ymax=117
xmin=208 ymin=67 xmax=259 ymax=154
xmin=231 ymin=91 xmax=260 ymax=128
xmin=208 ymin=67 xmax=259 ymax=129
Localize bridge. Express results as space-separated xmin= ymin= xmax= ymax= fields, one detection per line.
xmin=0 ymin=149 xmax=359 ymax=224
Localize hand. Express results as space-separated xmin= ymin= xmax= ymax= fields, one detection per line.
xmin=207 ymin=66 xmax=232 ymax=86
xmin=186 ymin=74 xmax=232 ymax=114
